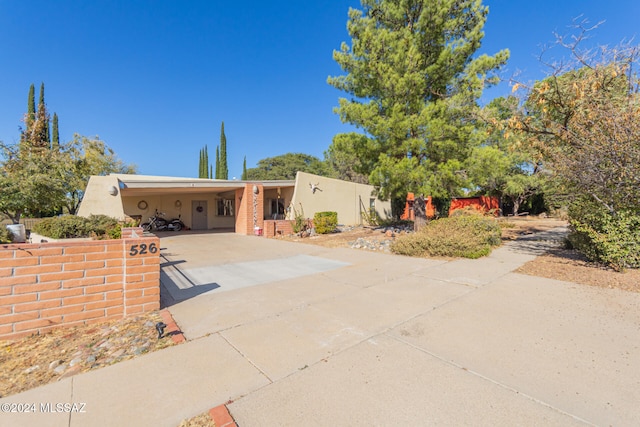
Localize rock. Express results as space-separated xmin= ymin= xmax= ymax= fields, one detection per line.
xmin=144 ymin=321 xmax=155 ymax=328
xmin=49 ymin=360 xmax=61 ymax=370
xmin=110 ymin=349 xmax=125 ymax=358
xmin=53 ymin=364 xmax=67 ymax=375
xmin=85 ymin=355 xmax=96 ymax=364
xmin=69 ymin=357 xmax=82 ymax=367
xmin=23 ymin=365 xmax=40 ymax=374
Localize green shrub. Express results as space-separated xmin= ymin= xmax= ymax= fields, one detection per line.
xmin=568 ymin=201 xmax=640 ymax=271
xmin=32 ymin=215 xmax=122 ymax=240
xmin=391 ymin=213 xmax=501 ymax=259
xmin=0 ymin=226 xmax=14 ymax=244
xmin=313 ymin=211 xmax=338 ymax=234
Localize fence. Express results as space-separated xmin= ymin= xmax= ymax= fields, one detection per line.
xmin=0 ymin=228 xmax=160 ymax=340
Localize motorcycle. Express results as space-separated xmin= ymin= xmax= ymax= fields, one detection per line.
xmin=141 ymin=210 xmax=185 ymax=232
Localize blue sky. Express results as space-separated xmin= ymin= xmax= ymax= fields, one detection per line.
xmin=1 ymin=1 xmax=638 ymax=179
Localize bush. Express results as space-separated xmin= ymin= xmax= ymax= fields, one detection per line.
xmin=313 ymin=211 xmax=338 ymax=234
xmin=391 ymin=213 xmax=501 ymax=259
xmin=0 ymin=226 xmax=14 ymax=244
xmin=32 ymin=215 xmax=122 ymax=239
xmin=567 ymin=201 xmax=640 ymax=271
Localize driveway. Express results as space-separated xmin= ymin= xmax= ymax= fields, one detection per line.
xmin=2 ymin=229 xmax=638 ymax=426
xmin=164 ymin=230 xmax=640 ymax=426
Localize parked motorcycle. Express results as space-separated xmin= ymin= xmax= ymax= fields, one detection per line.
xmin=141 ymin=210 xmax=185 ymax=232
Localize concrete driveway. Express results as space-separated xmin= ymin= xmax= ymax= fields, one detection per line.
xmin=163 ymin=230 xmax=640 ymax=426
xmin=2 ymin=229 xmax=639 ymax=426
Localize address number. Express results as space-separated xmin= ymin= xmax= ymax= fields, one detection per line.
xmin=129 ymin=243 xmax=158 ymax=256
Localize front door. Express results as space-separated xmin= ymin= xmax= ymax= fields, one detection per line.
xmin=191 ymin=201 xmax=208 ymax=230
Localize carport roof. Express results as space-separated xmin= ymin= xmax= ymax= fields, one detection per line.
xmin=112 ymin=174 xmax=295 ymax=196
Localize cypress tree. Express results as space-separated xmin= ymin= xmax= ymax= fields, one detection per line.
xmin=204 ymin=145 xmax=209 ymax=178
xmin=219 ymin=122 xmax=228 ymax=179
xmin=198 ymin=148 xmax=203 ymax=177
xmin=215 ymin=146 xmax=220 ymax=179
xmin=51 ymin=113 xmax=59 ymax=149
xmin=242 ymin=156 xmax=247 ymax=180
xmin=27 ymin=84 xmax=35 ymax=128
xmin=38 ymin=83 xmax=50 ymax=144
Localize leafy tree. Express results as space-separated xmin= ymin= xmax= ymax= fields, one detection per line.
xmin=62 ymin=134 xmax=137 ymax=215
xmin=508 ymin=23 xmax=640 ymax=268
xmin=324 ymin=133 xmax=371 ymax=184
xmin=468 ymin=97 xmax=543 ymax=215
xmin=219 ymin=121 xmax=228 ymax=179
xmin=245 ymin=153 xmax=336 ymax=180
xmin=510 ymin=24 xmax=640 ymax=215
xmin=328 ymin=0 xmax=509 ymax=200
xmin=0 ymin=141 xmax=66 ymax=223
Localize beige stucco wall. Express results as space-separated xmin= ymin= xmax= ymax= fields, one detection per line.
xmin=289 ymin=172 xmax=391 ymax=225
xmin=122 ymin=192 xmax=236 ymax=229
xmin=77 ymin=176 xmax=127 ymax=220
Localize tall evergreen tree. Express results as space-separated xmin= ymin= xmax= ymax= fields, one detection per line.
xmin=51 ymin=113 xmax=59 ymax=150
xmin=38 ymin=83 xmax=50 ymax=144
xmin=219 ymin=121 xmax=228 ymax=179
xmin=27 ymin=84 xmax=35 ymax=129
xmin=215 ymin=146 xmax=220 ymax=179
xmin=241 ymin=156 xmax=247 ymax=180
xmin=328 ymin=0 xmax=509 ymax=200
xmin=21 ymin=83 xmax=50 ymax=151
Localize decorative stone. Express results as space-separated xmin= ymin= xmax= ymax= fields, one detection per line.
xmin=23 ymin=365 xmax=40 ymax=374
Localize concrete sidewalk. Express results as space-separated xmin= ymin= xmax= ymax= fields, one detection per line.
xmin=2 ymin=228 xmax=640 ymax=426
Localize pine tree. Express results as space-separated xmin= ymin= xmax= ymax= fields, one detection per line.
xmin=241 ymin=156 xmax=247 ymax=180
xmin=328 ymin=0 xmax=509 ymax=200
xmin=51 ymin=113 xmax=59 ymax=150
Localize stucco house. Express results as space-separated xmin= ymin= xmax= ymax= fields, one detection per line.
xmin=77 ymin=171 xmax=391 ymax=236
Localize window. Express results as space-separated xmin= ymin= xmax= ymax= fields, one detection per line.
xmin=217 ymin=199 xmax=234 ymax=216
xmin=269 ymin=199 xmax=285 ymax=219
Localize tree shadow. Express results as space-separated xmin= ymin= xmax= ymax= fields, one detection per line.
xmin=159 ymin=255 xmax=220 ymax=308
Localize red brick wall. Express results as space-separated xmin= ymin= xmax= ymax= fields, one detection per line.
xmin=0 ymin=229 xmax=160 ymax=340
xmin=235 ymin=184 xmax=264 ymax=236
xmin=263 ymin=220 xmax=294 ymax=238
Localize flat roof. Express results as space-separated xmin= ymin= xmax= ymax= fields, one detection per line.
xmin=112 ymin=174 xmax=295 ymax=196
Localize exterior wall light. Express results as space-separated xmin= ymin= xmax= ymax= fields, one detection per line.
xmin=253 ymin=185 xmax=259 ymax=194
xmin=108 ymin=186 xmax=118 ymax=196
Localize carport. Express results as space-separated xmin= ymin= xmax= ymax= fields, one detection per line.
xmin=77 ymin=174 xmax=295 ymax=234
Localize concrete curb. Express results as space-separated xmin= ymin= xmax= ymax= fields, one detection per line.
xmin=208 ymin=404 xmax=238 ymax=427
xmin=159 ymin=308 xmax=186 ymax=344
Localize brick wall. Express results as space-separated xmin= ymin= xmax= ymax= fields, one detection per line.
xmin=235 ymin=184 xmax=264 ymax=236
xmin=263 ymin=220 xmax=295 ymax=238
xmin=0 ymin=228 xmax=160 ymax=340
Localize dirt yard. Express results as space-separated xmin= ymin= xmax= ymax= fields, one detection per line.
xmin=280 ymin=215 xmax=640 ymax=293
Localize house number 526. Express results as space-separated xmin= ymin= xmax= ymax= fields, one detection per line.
xmin=129 ymin=243 xmax=158 ymax=256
